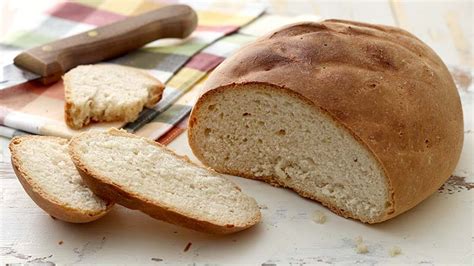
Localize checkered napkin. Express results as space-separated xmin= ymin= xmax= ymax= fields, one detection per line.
xmin=133 ymin=32 xmax=257 ymax=141
xmin=135 ymin=14 xmax=323 ymax=144
xmin=0 ymin=0 xmax=264 ymax=140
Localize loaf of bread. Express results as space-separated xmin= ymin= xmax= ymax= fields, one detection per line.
xmin=188 ymin=20 xmax=464 ymax=223
xmin=9 ymin=136 xmax=112 ymax=223
xmin=69 ymin=128 xmax=261 ymax=234
xmin=64 ymin=64 xmax=164 ymax=129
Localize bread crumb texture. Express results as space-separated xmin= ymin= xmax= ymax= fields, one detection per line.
xmin=72 ymin=129 xmax=260 ymax=228
xmin=190 ymin=85 xmax=388 ymax=222
xmin=10 ymin=136 xmax=107 ymax=212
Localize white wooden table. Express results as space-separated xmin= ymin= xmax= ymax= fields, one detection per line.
xmin=1 ymin=0 xmax=472 ymax=264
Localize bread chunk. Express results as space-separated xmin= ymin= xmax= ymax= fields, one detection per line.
xmin=64 ymin=64 xmax=164 ymax=129
xmin=188 ymin=20 xmax=463 ymax=223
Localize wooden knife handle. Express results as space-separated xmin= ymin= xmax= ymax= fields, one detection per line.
xmin=13 ymin=4 xmax=198 ymax=84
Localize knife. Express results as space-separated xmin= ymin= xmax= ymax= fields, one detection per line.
xmin=0 ymin=4 xmax=197 ymax=89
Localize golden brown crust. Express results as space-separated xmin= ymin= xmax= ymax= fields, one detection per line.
xmin=188 ymin=20 xmax=464 ymax=223
xmin=68 ymin=129 xmax=261 ymax=234
xmin=9 ymin=136 xmax=113 ymax=223
xmin=63 ymin=65 xmax=165 ymax=129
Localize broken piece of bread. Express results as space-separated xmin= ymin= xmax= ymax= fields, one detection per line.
xmin=68 ymin=128 xmax=261 ymax=234
xmin=9 ymin=136 xmax=112 ymax=223
xmin=64 ymin=64 xmax=164 ymax=129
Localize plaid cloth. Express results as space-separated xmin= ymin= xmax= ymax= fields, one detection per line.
xmin=134 ymin=32 xmax=256 ymax=139
xmin=140 ymin=14 xmax=323 ymax=143
xmin=0 ymin=0 xmax=264 ymax=140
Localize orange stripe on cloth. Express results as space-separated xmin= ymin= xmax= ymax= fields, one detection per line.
xmin=157 ymin=116 xmax=189 ymax=145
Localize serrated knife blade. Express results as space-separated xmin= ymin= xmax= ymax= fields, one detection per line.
xmin=0 ymin=64 xmax=40 ymax=90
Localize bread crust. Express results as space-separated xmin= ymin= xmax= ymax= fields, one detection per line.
xmin=64 ymin=64 xmax=165 ymax=129
xmin=9 ymin=136 xmax=113 ymax=223
xmin=188 ymin=20 xmax=464 ymax=223
xmin=69 ymin=129 xmax=261 ymax=234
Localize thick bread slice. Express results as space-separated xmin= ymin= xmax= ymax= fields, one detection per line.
xmin=9 ymin=136 xmax=112 ymax=223
xmin=64 ymin=64 xmax=164 ymax=129
xmin=188 ymin=20 xmax=463 ymax=223
xmin=68 ymin=129 xmax=261 ymax=234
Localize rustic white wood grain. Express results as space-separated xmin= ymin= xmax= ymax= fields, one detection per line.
xmin=390 ymin=0 xmax=472 ymax=67
xmin=314 ymin=0 xmax=396 ymax=25
xmin=1 ymin=133 xmax=472 ymax=264
xmin=1 ymin=0 xmax=473 ymax=264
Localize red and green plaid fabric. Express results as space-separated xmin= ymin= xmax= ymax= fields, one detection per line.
xmin=0 ymin=0 xmax=264 ymax=141
xmin=134 ymin=32 xmax=256 ymax=140
xmin=134 ymin=14 xmax=325 ymax=143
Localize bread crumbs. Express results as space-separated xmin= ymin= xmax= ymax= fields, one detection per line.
xmin=356 ymin=243 xmax=368 ymax=254
xmin=312 ymin=210 xmax=327 ymax=224
xmin=354 ymin=236 xmax=368 ymax=254
xmin=389 ymin=246 xmax=402 ymax=257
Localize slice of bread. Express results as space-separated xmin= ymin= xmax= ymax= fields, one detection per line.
xmin=64 ymin=64 xmax=164 ymax=129
xmin=68 ymin=128 xmax=261 ymax=234
xmin=9 ymin=136 xmax=112 ymax=223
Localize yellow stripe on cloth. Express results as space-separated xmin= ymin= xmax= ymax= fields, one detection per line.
xmin=130 ymin=1 xmax=165 ymax=15
xmin=99 ymin=0 xmax=146 ymax=16
xmin=76 ymin=0 xmax=103 ymax=8
xmin=167 ymin=68 xmax=205 ymax=91
xmin=198 ymin=10 xmax=254 ymax=26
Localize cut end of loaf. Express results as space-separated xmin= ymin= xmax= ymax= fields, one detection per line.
xmin=64 ymin=64 xmax=164 ymax=129
xmin=69 ymin=128 xmax=261 ymax=234
xmin=189 ymin=84 xmax=392 ymax=223
xmin=9 ymin=136 xmax=111 ymax=223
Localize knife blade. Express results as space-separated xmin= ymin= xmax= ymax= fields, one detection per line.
xmin=0 ymin=4 xmax=197 ymax=90
xmin=0 ymin=64 xmax=40 ymax=89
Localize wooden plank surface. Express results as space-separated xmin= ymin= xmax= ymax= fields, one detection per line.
xmin=390 ymin=0 xmax=473 ymax=67
xmin=1 ymin=0 xmax=473 ymax=264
